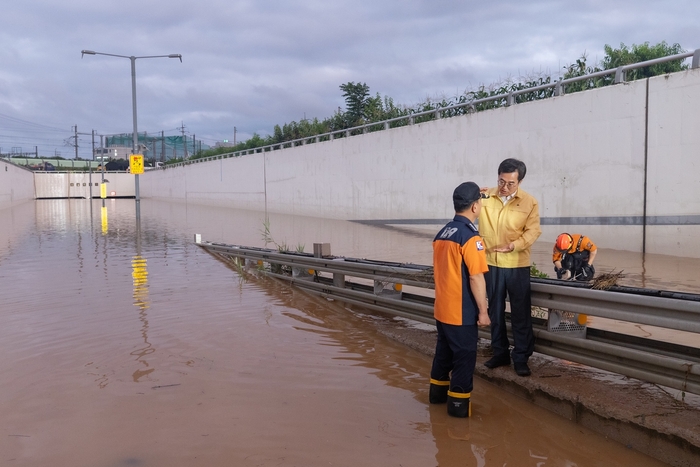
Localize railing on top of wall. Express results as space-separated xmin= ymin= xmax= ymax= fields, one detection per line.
xmin=162 ymin=49 xmax=700 ymax=170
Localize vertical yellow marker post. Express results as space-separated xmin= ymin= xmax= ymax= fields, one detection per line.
xmin=101 ymin=205 xmax=108 ymax=234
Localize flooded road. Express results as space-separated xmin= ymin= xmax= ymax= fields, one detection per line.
xmin=0 ymin=199 xmax=682 ymax=466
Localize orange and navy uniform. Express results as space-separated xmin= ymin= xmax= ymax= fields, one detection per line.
xmin=552 ymin=234 xmax=596 ymax=262
xmin=433 ymin=215 xmax=489 ymax=326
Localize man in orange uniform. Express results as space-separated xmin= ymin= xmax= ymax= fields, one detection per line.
xmin=479 ymin=159 xmax=541 ymax=377
xmin=553 ymin=233 xmax=597 ymax=281
xmin=430 ymin=182 xmax=491 ymax=418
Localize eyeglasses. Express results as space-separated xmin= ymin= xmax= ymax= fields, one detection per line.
xmin=497 ymin=179 xmax=518 ymax=189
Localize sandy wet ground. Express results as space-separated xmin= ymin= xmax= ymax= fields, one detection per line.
xmin=1 ymin=199 xmax=690 ymax=466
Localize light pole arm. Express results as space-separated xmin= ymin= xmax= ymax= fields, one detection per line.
xmin=81 ymin=50 xmax=182 ymax=62
xmin=82 ymin=50 xmax=130 ymax=59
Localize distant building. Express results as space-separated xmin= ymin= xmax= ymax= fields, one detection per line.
xmin=103 ymin=133 xmax=209 ymax=161
xmin=214 ymin=140 xmax=236 ymax=149
xmin=93 ymin=146 xmax=132 ymax=161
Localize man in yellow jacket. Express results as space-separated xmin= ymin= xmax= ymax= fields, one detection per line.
xmin=479 ymin=159 xmax=541 ymax=376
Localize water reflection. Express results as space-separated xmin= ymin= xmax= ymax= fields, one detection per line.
xmin=131 ymin=254 xmax=153 ymax=382
xmin=101 ymin=202 xmax=108 ymax=235
xmin=130 ymin=206 xmax=155 ymax=383
xmin=429 ymin=406 xmax=487 ymax=467
xmin=0 ymin=200 xmax=672 ymax=466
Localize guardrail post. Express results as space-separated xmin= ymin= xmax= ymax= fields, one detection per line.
xmin=555 ymin=81 xmax=564 ymax=96
xmin=408 ymin=116 xmax=414 ymax=125
xmin=330 ymin=132 xmax=334 ymax=141
xmin=363 ymin=126 xmax=368 ymax=134
xmin=614 ymin=67 xmax=626 ymax=84
xmin=313 ymin=243 xmax=330 ymax=258
xmin=345 ymin=130 xmax=350 ymax=138
xmin=435 ymin=109 xmax=441 ymax=119
xmin=693 ymin=48 xmax=700 ymax=69
xmin=333 ymin=273 xmax=345 ymax=288
xmin=315 ymin=136 xmax=319 ymax=143
xmin=384 ymin=122 xmax=389 ymax=130
xmin=506 ymin=92 xmax=514 ymax=106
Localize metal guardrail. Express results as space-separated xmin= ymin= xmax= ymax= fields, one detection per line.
xmin=161 ymin=49 xmax=700 ymax=169
xmin=197 ymin=239 xmax=700 ymax=396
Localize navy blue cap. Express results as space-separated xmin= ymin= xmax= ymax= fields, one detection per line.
xmin=453 ymin=182 xmax=481 ymax=206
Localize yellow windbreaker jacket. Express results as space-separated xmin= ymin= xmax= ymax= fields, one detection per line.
xmin=479 ymin=187 xmax=542 ymax=268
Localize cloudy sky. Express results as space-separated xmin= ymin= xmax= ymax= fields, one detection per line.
xmin=1 ymin=0 xmax=698 ymax=159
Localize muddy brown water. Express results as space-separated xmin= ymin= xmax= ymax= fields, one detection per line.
xmin=1 ymin=199 xmax=688 ymax=466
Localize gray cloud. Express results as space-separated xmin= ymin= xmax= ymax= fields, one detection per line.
xmin=1 ymin=0 xmax=699 ymax=156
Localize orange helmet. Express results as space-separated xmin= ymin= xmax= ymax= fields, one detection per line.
xmin=555 ymin=233 xmax=573 ymax=252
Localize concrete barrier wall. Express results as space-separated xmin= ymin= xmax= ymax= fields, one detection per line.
xmin=134 ymin=69 xmax=700 ymax=258
xmin=0 ymin=160 xmax=35 ymax=211
xmin=645 ymin=71 xmax=700 ymax=256
xmin=144 ymin=155 xmax=265 ymax=208
xmin=33 ymin=172 xmax=136 ymax=198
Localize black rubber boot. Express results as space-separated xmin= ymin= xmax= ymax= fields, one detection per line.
xmin=429 ymin=379 xmax=449 ymax=404
xmin=447 ymin=391 xmax=471 ymax=418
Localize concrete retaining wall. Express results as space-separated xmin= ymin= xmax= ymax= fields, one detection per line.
xmin=72 ymin=71 xmax=700 ymax=257
xmin=0 ymin=160 xmax=35 ymax=211
xmin=32 ymin=172 xmax=135 ymax=199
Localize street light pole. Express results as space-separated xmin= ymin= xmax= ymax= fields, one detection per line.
xmin=81 ymin=50 xmax=182 ymax=204
xmin=130 ymin=56 xmax=140 ymax=202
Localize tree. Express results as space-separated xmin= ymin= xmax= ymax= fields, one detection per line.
xmin=560 ymin=41 xmax=686 ymax=94
xmin=339 ymin=82 xmax=371 ymax=126
xmin=602 ymin=41 xmax=687 ymax=80
xmin=561 ymin=53 xmax=605 ymax=93
xmin=191 ymin=40 xmax=690 ymax=159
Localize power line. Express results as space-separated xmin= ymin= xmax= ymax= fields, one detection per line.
xmin=0 ymin=113 xmax=68 ymax=133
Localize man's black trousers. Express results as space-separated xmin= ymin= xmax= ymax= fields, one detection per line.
xmin=485 ymin=265 xmax=534 ymax=363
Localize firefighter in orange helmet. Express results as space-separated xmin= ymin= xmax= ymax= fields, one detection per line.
xmin=553 ymin=233 xmax=597 ymax=281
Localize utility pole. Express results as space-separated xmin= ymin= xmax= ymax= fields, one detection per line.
xmin=180 ymin=122 xmax=188 ymax=159
xmin=234 ymin=126 xmax=237 ymax=146
xmin=73 ymin=128 xmax=97 ymax=159
xmin=161 ymin=131 xmax=165 ymax=162
xmin=192 ymin=133 xmax=196 ymax=157
xmin=74 ymin=125 xmax=79 ymax=159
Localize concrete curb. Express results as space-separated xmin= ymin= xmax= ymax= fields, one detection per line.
xmin=376 ymin=322 xmax=700 ymax=467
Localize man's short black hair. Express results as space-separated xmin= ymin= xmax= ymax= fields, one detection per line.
xmin=454 ymin=199 xmax=475 ymax=212
xmin=498 ymin=158 xmax=527 ymax=181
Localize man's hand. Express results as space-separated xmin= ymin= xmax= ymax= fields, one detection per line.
xmin=493 ymin=242 xmax=515 ymax=253
xmin=477 ymin=312 xmax=490 ymax=327
xmin=581 ymin=264 xmax=595 ymax=280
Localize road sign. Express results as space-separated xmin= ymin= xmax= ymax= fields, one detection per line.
xmin=130 ymin=154 xmax=144 ymax=175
